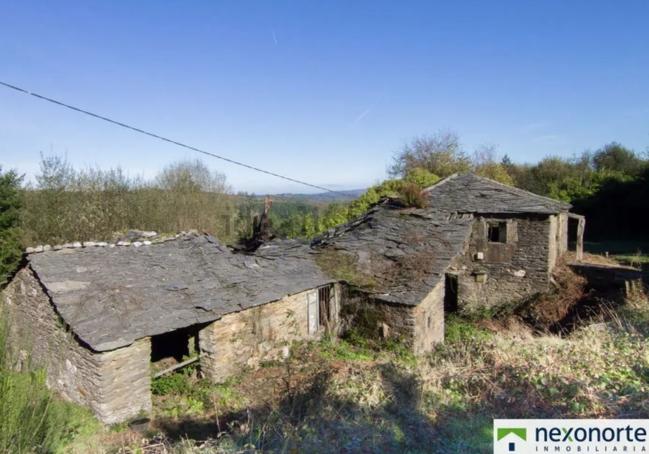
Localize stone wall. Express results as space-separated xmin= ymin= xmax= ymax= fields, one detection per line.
xmin=1 ymin=267 xmax=151 ymax=424
xmin=340 ymin=288 xmax=415 ymax=345
xmin=412 ymin=281 xmax=445 ymax=355
xmin=548 ymin=212 xmax=570 ymax=271
xmin=199 ymin=284 xmax=340 ymax=383
xmin=339 ymin=282 xmax=444 ymax=355
xmin=450 ymin=215 xmax=554 ymax=312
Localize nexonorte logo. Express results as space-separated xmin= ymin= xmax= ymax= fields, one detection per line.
xmin=536 ymin=425 xmax=646 ymax=443
xmin=497 ymin=427 xmax=527 ymax=452
xmin=494 ymin=419 xmax=649 ymax=454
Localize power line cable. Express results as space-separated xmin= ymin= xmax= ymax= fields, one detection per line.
xmin=0 ymin=80 xmax=339 ymax=194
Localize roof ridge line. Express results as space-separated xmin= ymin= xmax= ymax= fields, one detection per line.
xmin=469 ymin=173 xmax=571 ymax=208
xmin=421 ymin=172 xmax=461 ymax=193
xmin=23 ymin=231 xmax=205 ymax=255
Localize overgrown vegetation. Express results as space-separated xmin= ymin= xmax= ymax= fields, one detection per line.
xmin=0 ymin=312 xmax=99 ymax=453
xmin=83 ymin=297 xmax=649 ymax=453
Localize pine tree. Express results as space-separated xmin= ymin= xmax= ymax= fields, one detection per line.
xmin=0 ymin=167 xmax=23 ymax=285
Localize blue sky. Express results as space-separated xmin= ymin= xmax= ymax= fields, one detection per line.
xmin=1 ymin=1 xmax=648 ymax=193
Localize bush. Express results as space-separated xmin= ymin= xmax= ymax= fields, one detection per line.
xmin=21 ymin=156 xmax=239 ymax=246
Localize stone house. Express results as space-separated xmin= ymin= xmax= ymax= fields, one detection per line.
xmin=1 ymin=173 xmax=584 ymax=424
xmin=2 ymin=233 xmax=340 ymax=424
xmin=311 ymin=173 xmax=585 ymax=349
xmin=423 ymin=173 xmax=585 ymax=313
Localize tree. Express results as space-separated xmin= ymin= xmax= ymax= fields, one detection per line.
xmin=472 ymin=145 xmax=514 ymax=185
xmin=156 ymin=159 xmax=229 ymax=193
xmin=592 ymin=142 xmax=644 ymax=176
xmin=0 ymin=167 xmax=23 ymax=285
xmin=389 ymin=132 xmax=471 ymax=178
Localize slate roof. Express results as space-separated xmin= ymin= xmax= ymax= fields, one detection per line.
xmin=312 ymin=203 xmax=473 ymax=305
xmin=28 ymin=233 xmax=331 ymax=352
xmin=423 ymin=173 xmax=571 ymax=215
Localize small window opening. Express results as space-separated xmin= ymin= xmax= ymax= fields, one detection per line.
xmin=318 ymin=285 xmax=333 ymax=329
xmin=488 ymin=221 xmax=507 ymax=243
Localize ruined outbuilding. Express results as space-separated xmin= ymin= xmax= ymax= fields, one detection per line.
xmin=3 ymin=233 xmax=339 ymax=423
xmin=1 ymin=173 xmax=585 ymax=424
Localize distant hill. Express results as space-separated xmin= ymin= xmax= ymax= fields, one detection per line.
xmin=266 ymin=189 xmax=366 ymax=204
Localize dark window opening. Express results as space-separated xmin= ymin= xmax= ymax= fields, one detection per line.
xmin=151 ymin=326 xmax=200 ymax=364
xmin=488 ymin=222 xmax=507 ymax=243
xmin=318 ymin=285 xmax=333 ymax=329
xmin=444 ymin=273 xmax=459 ymax=313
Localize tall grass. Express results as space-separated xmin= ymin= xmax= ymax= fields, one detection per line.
xmin=0 ymin=313 xmax=98 ymax=453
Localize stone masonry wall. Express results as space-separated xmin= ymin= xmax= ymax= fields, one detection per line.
xmin=339 ymin=283 xmax=444 ymax=355
xmin=450 ymin=215 xmax=553 ymax=312
xmin=199 ymin=284 xmax=340 ymax=383
xmin=93 ymin=338 xmax=151 ymax=424
xmin=412 ymin=281 xmax=445 ymax=355
xmin=1 ymin=267 xmax=151 ymax=424
xmin=340 ymin=287 xmax=416 ymax=346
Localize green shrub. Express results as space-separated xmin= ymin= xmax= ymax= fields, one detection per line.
xmin=403 ymin=167 xmax=440 ymax=188
xmin=151 ymin=371 xmax=192 ymax=396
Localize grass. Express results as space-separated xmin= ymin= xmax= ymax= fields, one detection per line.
xmin=0 ymin=313 xmax=100 ymax=454
xmin=585 ymin=240 xmax=649 ymax=267
xmin=87 ymin=300 xmax=649 ymax=453
xmin=174 ymin=303 xmax=649 ymax=452
xmin=613 ymin=252 xmax=649 ymax=267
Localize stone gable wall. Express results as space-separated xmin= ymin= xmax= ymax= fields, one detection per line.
xmin=199 ymin=284 xmax=341 ymax=383
xmin=450 ymin=215 xmax=554 ymax=312
xmin=1 ymin=267 xmax=151 ymax=424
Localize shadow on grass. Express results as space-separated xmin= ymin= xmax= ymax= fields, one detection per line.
xmin=151 ymin=327 xmax=649 ymax=453
xmin=153 ymin=364 xmax=466 ymax=453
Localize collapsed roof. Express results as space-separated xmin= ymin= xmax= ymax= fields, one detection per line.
xmin=423 ymin=173 xmax=571 ymax=215
xmin=28 ymin=234 xmax=331 ymax=352
xmin=312 ymin=203 xmax=473 ymax=305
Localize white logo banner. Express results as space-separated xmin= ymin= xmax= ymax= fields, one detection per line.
xmin=494 ymin=419 xmax=649 ymax=454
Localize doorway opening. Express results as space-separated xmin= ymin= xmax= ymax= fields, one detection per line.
xmin=444 ymin=273 xmax=459 ymax=312
xmin=150 ymin=325 xmax=202 ymax=377
xmin=567 ymin=214 xmax=585 ymax=261
xmin=318 ymin=284 xmax=335 ymax=332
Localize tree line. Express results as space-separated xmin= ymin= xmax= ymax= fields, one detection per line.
xmin=1 ymin=133 xmax=648 ymax=284
xmin=276 ymin=132 xmax=649 ymax=243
